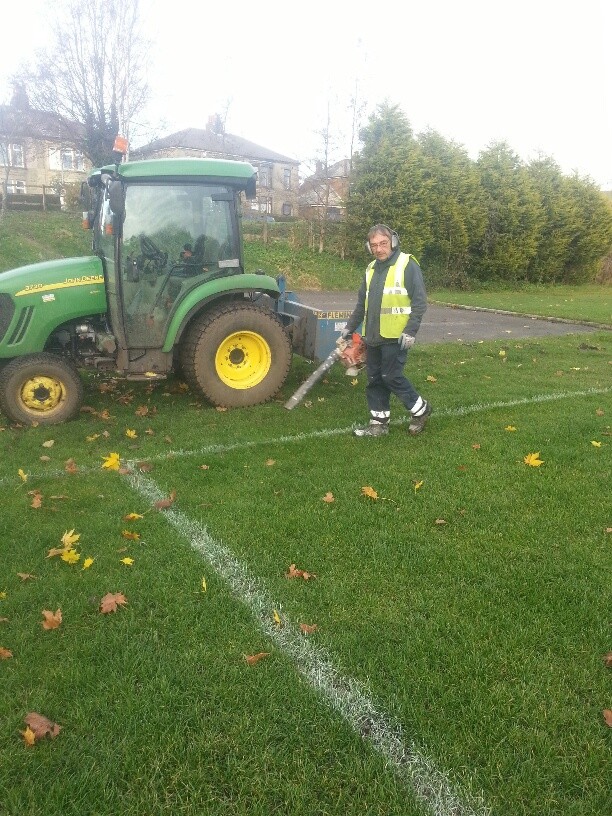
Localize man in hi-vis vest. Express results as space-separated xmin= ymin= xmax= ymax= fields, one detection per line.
xmin=340 ymin=224 xmax=431 ymax=437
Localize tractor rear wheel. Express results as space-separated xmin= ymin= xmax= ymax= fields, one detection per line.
xmin=0 ymin=353 xmax=84 ymax=425
xmin=180 ymin=303 xmax=291 ymax=407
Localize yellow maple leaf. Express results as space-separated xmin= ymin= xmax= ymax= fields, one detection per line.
xmin=505 ymin=425 xmax=517 ymax=432
xmin=60 ymin=549 xmax=80 ymax=564
xmin=414 ymin=480 xmax=424 ymax=493
xmin=524 ymin=452 xmax=544 ymax=467
xmin=361 ymin=485 xmax=378 ymax=499
xmin=123 ymin=512 xmax=144 ymax=521
xmin=61 ymin=529 xmax=80 ymax=548
xmin=273 ymin=609 xmax=282 ymax=626
xmin=125 ymin=429 xmax=137 ymax=439
xmin=499 ymin=350 xmax=506 ymax=357
xmin=591 ymin=441 xmax=602 ymax=448
xmin=121 ymin=530 xmax=140 ymax=540
xmin=0 ymin=591 xmax=7 ymax=600
xmin=82 ymin=557 xmax=94 ymax=570
xmin=86 ymin=433 xmax=100 ymax=442
xmin=18 ymin=469 xmax=28 ymax=483
xmin=21 ymin=726 xmax=36 ymax=747
xmin=101 ymin=452 xmax=121 ymax=470
xmin=426 ymin=374 xmax=437 ymax=382
xmin=120 ymin=557 xmax=134 ymax=566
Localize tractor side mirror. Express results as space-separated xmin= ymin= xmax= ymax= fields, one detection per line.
xmin=108 ymin=180 xmax=125 ymax=217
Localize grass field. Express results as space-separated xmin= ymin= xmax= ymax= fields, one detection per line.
xmin=1 ymin=330 xmax=610 ymax=816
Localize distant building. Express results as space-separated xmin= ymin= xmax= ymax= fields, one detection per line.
xmin=0 ymin=85 xmax=89 ymax=208
xmin=298 ymin=159 xmax=351 ymax=221
xmin=133 ymin=115 xmax=300 ymax=220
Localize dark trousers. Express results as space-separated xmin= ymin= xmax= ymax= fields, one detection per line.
xmin=365 ymin=343 xmax=420 ymax=417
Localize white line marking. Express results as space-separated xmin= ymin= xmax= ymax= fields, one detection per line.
xmin=3 ymin=386 xmax=608 ymax=487
xmin=124 ymin=467 xmax=491 ymax=816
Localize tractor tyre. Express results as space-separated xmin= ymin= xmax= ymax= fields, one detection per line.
xmin=180 ymin=302 xmax=292 ymax=408
xmin=0 ymin=353 xmax=84 ymax=425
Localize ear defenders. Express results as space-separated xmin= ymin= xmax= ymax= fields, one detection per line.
xmin=366 ymin=224 xmax=399 ymax=254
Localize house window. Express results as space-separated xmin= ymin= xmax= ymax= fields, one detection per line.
xmin=260 ymin=197 xmax=272 ymax=215
xmin=283 ymin=168 xmax=291 ymax=190
xmin=259 ymin=164 xmax=271 ymax=188
xmin=7 ymin=180 xmax=26 ymax=194
xmin=0 ymin=143 xmax=25 ymax=168
xmin=49 ymin=147 xmax=85 ymax=171
xmin=282 ymin=202 xmax=292 ymax=217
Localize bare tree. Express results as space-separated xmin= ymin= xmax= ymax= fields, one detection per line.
xmin=14 ymin=0 xmax=150 ymax=166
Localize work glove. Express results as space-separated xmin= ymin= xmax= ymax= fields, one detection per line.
xmin=336 ymin=327 xmax=351 ymax=347
xmin=398 ymin=333 xmax=416 ymax=351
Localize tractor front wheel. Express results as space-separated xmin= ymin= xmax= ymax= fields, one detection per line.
xmin=180 ymin=303 xmax=291 ymax=407
xmin=0 ymin=353 xmax=84 ymax=425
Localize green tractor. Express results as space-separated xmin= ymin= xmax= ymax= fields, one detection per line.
xmin=0 ymin=153 xmax=294 ymax=425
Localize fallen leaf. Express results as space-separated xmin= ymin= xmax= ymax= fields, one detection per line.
xmin=199 ymin=464 xmax=209 ymax=470
xmin=273 ymin=609 xmax=281 ymax=626
xmin=524 ymin=452 xmax=544 ymax=467
xmin=299 ymin=623 xmax=318 ymax=634
xmin=265 ymin=459 xmax=276 ymax=466
xmin=61 ymin=529 xmax=80 ymax=548
xmin=201 ymin=576 xmax=207 ymax=593
xmin=120 ymin=557 xmax=134 ymax=566
xmin=322 ymin=491 xmax=335 ymax=503
xmin=413 ymin=480 xmax=424 ymax=493
xmin=20 ymin=726 xmax=36 ymax=746
xmin=40 ymin=455 xmax=51 ymax=462
xmin=125 ymin=429 xmax=137 ymax=439
xmin=285 ymin=563 xmax=316 ymax=580
xmin=434 ymin=518 xmax=447 ymax=525
xmin=99 ymin=592 xmax=128 ymax=613
xmin=121 ymin=530 xmax=141 ymax=540
xmin=244 ymin=652 xmax=271 ymax=665
xmin=123 ymin=512 xmax=143 ymax=521
xmin=361 ymin=486 xmax=378 ymax=499
xmin=0 ymin=647 xmax=13 ymax=659
xmin=17 ymin=573 xmax=37 ymax=581
xmin=135 ymin=405 xmax=149 ymax=417
xmin=595 ymin=408 xmax=604 ymax=416
xmin=154 ymin=489 xmax=176 ymax=510
xmin=426 ymin=375 xmax=437 ymax=382
xmin=603 ymin=653 xmax=612 ymax=668
xmin=101 ymin=452 xmax=121 ymax=470
xmin=86 ymin=433 xmax=100 ymax=442
xmin=60 ymin=549 xmax=80 ymax=564
xmin=82 ymin=557 xmax=94 ymax=570
xmin=29 ymin=492 xmax=43 ymax=509
xmin=603 ymin=709 xmax=612 ymax=728
xmin=472 ymin=443 xmax=481 ymax=450
xmin=18 ymin=469 xmax=28 ymax=483
xmin=64 ymin=458 xmax=79 ymax=474
xmin=505 ymin=426 xmax=517 ymax=432
xmin=24 ymin=712 xmax=61 ymax=740
xmin=42 ymin=440 xmax=55 ymax=448
xmin=41 ymin=609 xmax=62 ymax=630
xmin=591 ymin=441 xmax=602 ymax=448
xmin=137 ymin=461 xmax=153 ymax=472
xmin=215 ymin=406 xmax=227 ymax=412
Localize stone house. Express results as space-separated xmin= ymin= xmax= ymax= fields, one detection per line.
xmin=0 ymin=87 xmax=90 ymax=207
xmin=133 ymin=115 xmax=300 ymax=220
xmin=298 ymin=158 xmax=351 ymax=221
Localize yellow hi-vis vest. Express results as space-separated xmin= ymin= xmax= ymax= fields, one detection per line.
xmin=364 ymin=252 xmax=413 ymax=338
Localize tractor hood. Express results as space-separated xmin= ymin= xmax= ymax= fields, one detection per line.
xmin=0 ymin=256 xmax=108 ymax=357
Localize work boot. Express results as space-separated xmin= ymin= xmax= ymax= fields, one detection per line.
xmin=353 ymin=421 xmax=389 ymax=438
xmin=408 ymin=401 xmax=432 ymax=435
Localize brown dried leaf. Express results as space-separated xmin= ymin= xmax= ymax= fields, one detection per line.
xmin=24 ymin=712 xmax=61 ymax=740
xmin=604 ymin=652 xmax=612 ymax=668
xmin=64 ymin=458 xmax=79 ymax=474
xmin=17 ymin=573 xmax=37 ymax=581
xmin=285 ymin=563 xmax=316 ymax=580
xmin=137 ymin=461 xmax=153 ymax=472
xmin=299 ymin=623 xmax=318 ymax=634
xmin=321 ymin=491 xmax=335 ymax=503
xmin=41 ymin=609 xmax=62 ymax=630
xmin=434 ymin=518 xmax=447 ymax=525
xmin=29 ymin=492 xmax=43 ymax=509
xmin=244 ymin=652 xmax=271 ymax=665
xmin=41 ymin=440 xmax=55 ymax=448
xmin=361 ymin=485 xmax=378 ymax=499
xmin=0 ymin=646 xmax=13 ymax=659
xmin=99 ymin=592 xmax=128 ymax=613
xmin=603 ymin=709 xmax=612 ymax=727
xmin=154 ymin=489 xmax=176 ymax=510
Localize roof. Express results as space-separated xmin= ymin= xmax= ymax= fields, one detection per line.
xmin=0 ymin=104 xmax=84 ymax=142
xmin=134 ymin=128 xmax=298 ymax=165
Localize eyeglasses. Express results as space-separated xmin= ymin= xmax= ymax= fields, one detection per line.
xmin=369 ymin=240 xmax=390 ymax=249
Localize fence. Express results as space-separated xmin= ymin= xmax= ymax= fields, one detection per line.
xmin=0 ymin=185 xmax=62 ymax=211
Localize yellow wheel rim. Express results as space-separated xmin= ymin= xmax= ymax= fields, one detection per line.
xmin=20 ymin=375 xmax=65 ymax=412
xmin=215 ymin=331 xmax=271 ymax=389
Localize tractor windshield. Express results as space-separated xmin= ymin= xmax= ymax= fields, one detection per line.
xmin=117 ymin=183 xmax=240 ymax=348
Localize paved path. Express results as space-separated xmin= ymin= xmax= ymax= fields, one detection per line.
xmin=294 ymin=291 xmax=605 ymax=344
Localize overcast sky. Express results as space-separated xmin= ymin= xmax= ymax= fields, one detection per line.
xmin=2 ymin=0 xmax=611 ymax=189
